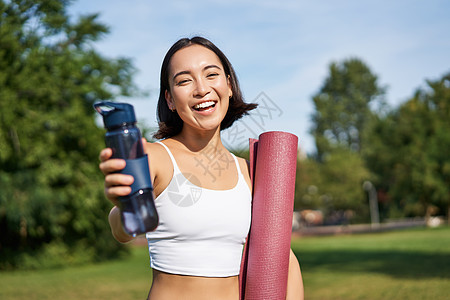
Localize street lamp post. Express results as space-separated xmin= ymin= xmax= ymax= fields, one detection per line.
xmin=363 ymin=181 xmax=380 ymax=229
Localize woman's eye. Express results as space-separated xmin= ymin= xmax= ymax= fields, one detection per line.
xmin=207 ymin=73 xmax=219 ymax=79
xmin=176 ymin=79 xmax=190 ymax=86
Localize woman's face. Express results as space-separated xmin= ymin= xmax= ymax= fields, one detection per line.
xmin=165 ymin=44 xmax=232 ymax=134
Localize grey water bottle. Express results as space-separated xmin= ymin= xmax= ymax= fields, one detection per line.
xmin=94 ymin=101 xmax=158 ymax=236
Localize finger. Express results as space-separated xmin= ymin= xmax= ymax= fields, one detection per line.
xmin=104 ymin=173 xmax=134 ymax=188
xmin=99 ymin=148 xmax=113 ymax=162
xmin=105 ymin=185 xmax=132 ymax=200
xmin=99 ymin=159 xmax=126 ymax=175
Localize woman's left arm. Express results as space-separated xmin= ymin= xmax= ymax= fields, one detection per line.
xmin=287 ymin=248 xmax=304 ymax=300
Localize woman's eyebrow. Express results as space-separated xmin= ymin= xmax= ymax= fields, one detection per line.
xmin=173 ymin=70 xmax=190 ymax=81
xmin=204 ymin=64 xmax=221 ymax=71
xmin=172 ymin=65 xmax=222 ymax=81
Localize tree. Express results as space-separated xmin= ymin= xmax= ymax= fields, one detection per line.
xmin=311 ymin=58 xmax=386 ymax=160
xmin=295 ymin=149 xmax=371 ymax=224
xmin=365 ymin=73 xmax=450 ymax=220
xmin=0 ymin=0 xmax=139 ymax=269
xmin=304 ymin=58 xmax=383 ymax=223
xmin=361 ymin=113 xmax=397 ymax=219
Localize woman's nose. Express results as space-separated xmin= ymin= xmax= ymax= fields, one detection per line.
xmin=194 ymin=78 xmax=210 ymax=97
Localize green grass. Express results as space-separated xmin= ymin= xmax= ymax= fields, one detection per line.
xmin=0 ymin=246 xmax=153 ymax=299
xmin=0 ymin=226 xmax=448 ymax=300
xmin=292 ymin=226 xmax=450 ymax=300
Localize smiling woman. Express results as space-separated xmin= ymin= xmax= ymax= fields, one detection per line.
xmin=98 ymin=36 xmax=303 ymax=300
xmin=164 ymin=45 xmax=233 ymax=135
xmin=154 ymin=37 xmax=257 ymax=140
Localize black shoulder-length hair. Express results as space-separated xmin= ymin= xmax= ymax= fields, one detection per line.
xmin=153 ymin=36 xmax=257 ymax=139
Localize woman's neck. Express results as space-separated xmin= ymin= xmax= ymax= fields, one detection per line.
xmin=174 ymin=126 xmax=225 ymax=154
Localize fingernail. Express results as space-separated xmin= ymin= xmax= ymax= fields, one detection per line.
xmin=127 ymin=176 xmax=134 ymax=184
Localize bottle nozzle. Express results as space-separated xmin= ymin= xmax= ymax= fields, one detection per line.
xmin=93 ymin=101 xmax=137 ymax=129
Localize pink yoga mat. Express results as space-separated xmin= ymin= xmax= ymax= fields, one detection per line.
xmin=239 ymin=131 xmax=298 ymax=300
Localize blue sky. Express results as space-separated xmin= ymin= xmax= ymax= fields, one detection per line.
xmin=70 ymin=0 xmax=450 ymax=154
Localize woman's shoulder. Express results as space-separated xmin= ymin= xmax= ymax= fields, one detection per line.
xmin=231 ymin=153 xmax=248 ymax=168
xmin=234 ymin=155 xmax=248 ymax=167
xmin=144 ymin=140 xmax=167 ymax=155
xmin=144 ymin=140 xmax=172 ymax=172
xmin=143 ymin=140 xmax=175 ymax=193
xmin=234 ymin=155 xmax=252 ymax=187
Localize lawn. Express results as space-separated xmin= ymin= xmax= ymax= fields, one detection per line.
xmin=0 ymin=226 xmax=448 ymax=300
xmin=293 ymin=226 xmax=450 ymax=300
xmin=0 ymin=245 xmax=153 ymax=299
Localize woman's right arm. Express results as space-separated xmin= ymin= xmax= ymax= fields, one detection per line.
xmin=99 ymin=148 xmax=135 ymax=243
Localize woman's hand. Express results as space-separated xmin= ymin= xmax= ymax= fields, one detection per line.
xmin=98 ymin=148 xmax=134 ymax=207
xmin=99 ymin=147 xmax=137 ymax=243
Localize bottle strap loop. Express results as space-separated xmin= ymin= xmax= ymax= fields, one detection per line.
xmin=119 ymin=155 xmax=153 ymax=198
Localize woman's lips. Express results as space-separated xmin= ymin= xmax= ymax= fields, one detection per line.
xmin=193 ymin=100 xmax=216 ymax=111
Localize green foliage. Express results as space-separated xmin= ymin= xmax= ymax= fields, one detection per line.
xmin=365 ymin=73 xmax=450 ymax=218
xmin=311 ymin=58 xmax=386 ymax=160
xmin=304 ymin=58 xmax=384 ymax=222
xmin=295 ymin=149 xmax=370 ymax=223
xmin=308 ymin=55 xmax=449 ymax=222
xmin=0 ymin=0 xmax=139 ymax=269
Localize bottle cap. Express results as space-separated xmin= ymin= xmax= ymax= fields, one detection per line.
xmin=93 ymin=101 xmax=137 ymax=129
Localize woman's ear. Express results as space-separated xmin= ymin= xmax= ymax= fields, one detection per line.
xmin=227 ymin=75 xmax=233 ymax=99
xmin=165 ymin=90 xmax=175 ymax=111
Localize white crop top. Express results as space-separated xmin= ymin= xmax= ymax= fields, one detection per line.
xmin=145 ymin=142 xmax=252 ymax=277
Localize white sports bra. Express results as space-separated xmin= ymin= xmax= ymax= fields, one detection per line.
xmin=145 ymin=141 xmax=252 ymax=277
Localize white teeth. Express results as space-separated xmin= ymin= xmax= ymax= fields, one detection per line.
xmin=194 ymin=101 xmax=215 ymax=109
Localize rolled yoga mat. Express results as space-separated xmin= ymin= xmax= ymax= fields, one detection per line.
xmin=239 ymin=131 xmax=298 ymax=300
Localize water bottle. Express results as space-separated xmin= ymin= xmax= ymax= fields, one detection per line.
xmin=94 ymin=101 xmax=158 ymax=236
